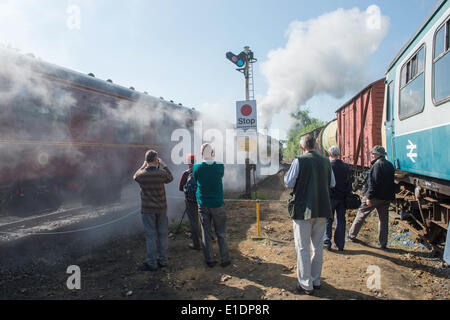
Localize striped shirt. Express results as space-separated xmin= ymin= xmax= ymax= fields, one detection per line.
xmin=133 ymin=165 xmax=173 ymax=214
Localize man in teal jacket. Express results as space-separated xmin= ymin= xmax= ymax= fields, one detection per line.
xmin=193 ymin=143 xmax=230 ymax=268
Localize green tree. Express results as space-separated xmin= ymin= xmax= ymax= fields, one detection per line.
xmin=283 ymin=109 xmax=326 ymax=161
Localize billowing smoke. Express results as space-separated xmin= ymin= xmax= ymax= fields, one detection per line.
xmin=258 ymin=5 xmax=389 ymax=128
xmin=182 ymin=109 xmax=281 ymax=194
xmin=0 ymin=47 xmax=191 ymax=222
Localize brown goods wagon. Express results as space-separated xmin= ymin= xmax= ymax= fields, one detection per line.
xmin=336 ymin=78 xmax=385 ymax=169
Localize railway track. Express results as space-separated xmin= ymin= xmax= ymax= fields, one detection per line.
xmin=0 ymin=202 xmax=140 ymax=241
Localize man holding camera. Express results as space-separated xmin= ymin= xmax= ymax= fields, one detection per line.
xmin=179 ymin=153 xmax=202 ymax=251
xmin=134 ymin=150 xmax=173 ymax=271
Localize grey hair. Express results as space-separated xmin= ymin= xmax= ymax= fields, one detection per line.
xmin=201 ymin=143 xmax=215 ymax=159
xmin=300 ymin=135 xmax=316 ymax=150
xmin=328 ymin=146 xmax=340 ymax=157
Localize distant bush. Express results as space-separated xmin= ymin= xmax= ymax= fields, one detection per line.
xmin=283 ymin=109 xmax=326 ymax=160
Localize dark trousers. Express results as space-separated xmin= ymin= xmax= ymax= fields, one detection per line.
xmin=198 ymin=205 xmax=229 ymax=264
xmin=185 ymin=200 xmax=201 ymax=248
xmin=349 ymin=197 xmax=391 ymax=247
xmin=324 ymin=199 xmax=347 ymax=250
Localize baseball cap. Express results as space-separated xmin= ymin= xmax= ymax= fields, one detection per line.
xmin=186 ymin=153 xmax=196 ymax=164
xmin=371 ymin=145 xmax=387 ymax=156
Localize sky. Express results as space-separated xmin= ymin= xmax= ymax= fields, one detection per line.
xmin=0 ymin=0 xmax=438 ymax=140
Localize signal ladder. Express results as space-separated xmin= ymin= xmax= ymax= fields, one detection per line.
xmin=248 ymin=60 xmax=255 ymax=100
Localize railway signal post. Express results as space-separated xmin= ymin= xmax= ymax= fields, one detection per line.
xmin=226 ymin=46 xmax=258 ymax=199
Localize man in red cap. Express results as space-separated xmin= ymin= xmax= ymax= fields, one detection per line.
xmin=179 ymin=153 xmax=202 ymax=250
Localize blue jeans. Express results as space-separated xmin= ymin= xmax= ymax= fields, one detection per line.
xmin=141 ymin=213 xmax=168 ymax=268
xmin=186 ymin=200 xmax=201 ymax=248
xmin=324 ymin=199 xmax=347 ymax=250
xmin=198 ymin=205 xmax=229 ymax=264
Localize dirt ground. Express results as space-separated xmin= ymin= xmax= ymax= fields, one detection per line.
xmin=0 ymin=171 xmax=449 ymax=300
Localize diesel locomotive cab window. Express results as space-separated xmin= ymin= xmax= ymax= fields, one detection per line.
xmin=399 ymin=46 xmax=425 ymax=120
xmin=433 ymin=18 xmax=450 ymax=104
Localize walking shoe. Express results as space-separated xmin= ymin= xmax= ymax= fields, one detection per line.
xmin=221 ymin=260 xmax=231 ymax=268
xmin=376 ymin=242 xmax=388 ymax=250
xmin=206 ymin=261 xmax=217 ymax=268
xmin=332 ymin=244 xmax=344 ymax=252
xmin=296 ymin=283 xmax=314 ymax=295
xmin=346 ymin=234 xmax=357 ymax=242
xmin=323 ymin=242 xmax=332 ymax=251
xmin=188 ymin=243 xmax=201 ymax=250
xmin=158 ymin=261 xmax=167 ymax=269
xmin=138 ymin=262 xmax=158 ymax=272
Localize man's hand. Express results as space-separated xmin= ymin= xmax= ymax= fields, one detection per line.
xmin=158 ymin=158 xmax=167 ymax=168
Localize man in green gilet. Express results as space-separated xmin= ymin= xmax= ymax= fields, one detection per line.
xmin=284 ymin=135 xmax=335 ymax=295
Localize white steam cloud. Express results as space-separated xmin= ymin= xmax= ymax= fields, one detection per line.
xmin=259 ymin=5 xmax=390 ymax=128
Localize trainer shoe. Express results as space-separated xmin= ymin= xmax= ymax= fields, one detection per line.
xmin=346 ymin=234 xmax=357 ymax=242
xmin=296 ymin=283 xmax=314 ymax=295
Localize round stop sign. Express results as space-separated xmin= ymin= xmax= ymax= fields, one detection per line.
xmin=241 ymin=104 xmax=252 ymax=116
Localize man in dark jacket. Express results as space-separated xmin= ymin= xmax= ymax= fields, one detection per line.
xmin=348 ymin=146 xmax=395 ymax=249
xmin=179 ymin=153 xmax=202 ymax=251
xmin=324 ymin=146 xmax=352 ymax=251
xmin=134 ymin=150 xmax=173 ymax=271
xmin=284 ymin=135 xmax=335 ymax=295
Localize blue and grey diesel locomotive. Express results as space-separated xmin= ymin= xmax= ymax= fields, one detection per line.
xmin=302 ymin=0 xmax=449 ymax=249
xmin=382 ymin=0 xmax=449 ymax=247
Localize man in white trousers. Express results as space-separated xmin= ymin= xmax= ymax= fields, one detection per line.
xmin=284 ymin=135 xmax=335 ymax=295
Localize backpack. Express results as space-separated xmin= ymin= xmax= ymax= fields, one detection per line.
xmin=345 ymin=192 xmax=362 ymax=210
xmin=184 ymin=173 xmax=197 ymax=202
